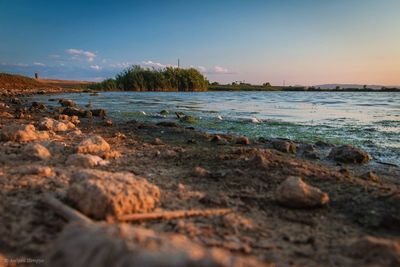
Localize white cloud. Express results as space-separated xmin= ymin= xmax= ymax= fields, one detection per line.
xmin=33 ymin=62 xmax=45 ymax=67
xmin=141 ymin=60 xmax=167 ymax=68
xmin=66 ymin=48 xmax=96 ymax=62
xmin=213 ymin=65 xmax=230 ymax=74
xmin=90 ymin=65 xmax=101 ymax=70
xmin=197 ymin=66 xmax=207 ymax=72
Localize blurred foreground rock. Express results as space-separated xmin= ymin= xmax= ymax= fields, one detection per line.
xmin=44 ymin=222 xmax=269 ymax=267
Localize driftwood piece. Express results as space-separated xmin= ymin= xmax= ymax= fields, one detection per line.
xmin=117 ymin=208 xmax=232 ymax=222
xmin=42 ymin=194 xmax=92 ymax=224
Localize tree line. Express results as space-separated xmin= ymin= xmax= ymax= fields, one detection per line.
xmin=89 ymin=65 xmax=208 ymax=91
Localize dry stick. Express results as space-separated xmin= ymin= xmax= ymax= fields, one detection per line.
xmin=42 ymin=194 xmax=92 ymax=224
xmin=117 ymin=208 xmax=232 ymax=222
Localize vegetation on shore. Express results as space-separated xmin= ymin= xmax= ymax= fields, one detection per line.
xmin=88 ymin=65 xmax=208 ymax=91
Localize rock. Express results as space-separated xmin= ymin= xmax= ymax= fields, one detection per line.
xmin=58 ymin=99 xmax=76 ymax=107
xmin=103 ymin=119 xmax=113 ymax=126
xmin=91 ymin=109 xmax=107 ymax=117
xmin=0 ymin=111 xmax=13 ymax=118
xmin=0 ymin=102 xmax=9 ymax=108
xmin=55 ymin=114 xmax=80 ymax=125
xmin=179 ymin=115 xmax=196 ymax=123
xmin=272 ymin=139 xmax=296 ymax=153
xmin=250 ymin=153 xmax=271 ymax=169
xmin=275 ymin=177 xmax=329 ymax=208
xmin=152 ymin=137 xmax=163 ymax=145
xmin=66 ymin=154 xmax=109 ymax=168
xmin=67 ymin=169 xmax=160 ymax=219
xmin=156 ymin=121 xmax=179 ymax=127
xmin=100 ymin=150 xmax=121 ymax=159
xmin=31 ymin=101 xmax=46 ymax=110
xmin=361 ymin=171 xmax=380 ymax=182
xmin=44 ymin=223 xmax=268 ymax=267
xmin=329 ymin=145 xmax=371 ymax=164
xmin=76 ymin=135 xmax=110 ymax=154
xmin=192 ymin=166 xmax=210 ymax=177
xmin=23 ymin=143 xmax=51 ymax=160
xmin=160 ymin=109 xmax=169 ymax=115
xmin=211 ymin=135 xmax=228 ymax=145
xmin=236 ymin=136 xmax=250 ymax=145
xmin=39 ymin=117 xmax=75 ymax=132
xmin=347 ymin=236 xmax=400 ymax=266
xmin=62 ymin=107 xmax=92 ymax=118
xmin=0 ymin=124 xmax=49 ymax=142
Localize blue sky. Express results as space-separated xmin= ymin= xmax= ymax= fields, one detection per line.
xmin=1 ymin=0 xmax=399 ymax=85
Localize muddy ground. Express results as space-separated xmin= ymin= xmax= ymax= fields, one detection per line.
xmin=0 ymin=91 xmax=399 ymax=266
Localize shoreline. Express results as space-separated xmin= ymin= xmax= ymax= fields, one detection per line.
xmin=0 ymin=89 xmax=399 ymax=266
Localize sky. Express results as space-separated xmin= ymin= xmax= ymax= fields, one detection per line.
xmin=0 ymin=0 xmax=399 ymax=86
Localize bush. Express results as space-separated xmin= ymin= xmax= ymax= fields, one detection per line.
xmin=90 ymin=65 xmax=208 ymax=91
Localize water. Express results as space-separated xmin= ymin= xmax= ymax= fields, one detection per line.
xmin=34 ymin=91 xmax=400 ymax=165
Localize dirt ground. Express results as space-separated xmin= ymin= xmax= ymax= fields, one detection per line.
xmin=0 ymin=91 xmax=399 ymax=266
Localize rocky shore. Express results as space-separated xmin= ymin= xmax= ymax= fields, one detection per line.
xmin=0 ymin=89 xmax=399 ymax=267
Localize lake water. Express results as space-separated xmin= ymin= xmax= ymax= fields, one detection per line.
xmin=35 ymin=91 xmax=400 ymax=165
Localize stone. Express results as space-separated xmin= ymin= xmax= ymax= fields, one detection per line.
xmin=31 ymin=101 xmax=46 ymax=110
xmin=329 ymin=145 xmax=371 ymax=164
xmin=44 ymin=223 xmax=268 ymax=267
xmin=211 ymin=135 xmax=229 ymax=145
xmin=0 ymin=124 xmax=49 ymax=142
xmin=23 ymin=143 xmax=51 ymax=160
xmin=103 ymin=119 xmax=113 ymax=126
xmin=66 ymin=154 xmax=109 ymax=168
xmin=39 ymin=117 xmax=75 ymax=132
xmin=55 ymin=114 xmax=80 ymax=125
xmin=272 ymin=139 xmax=297 ymax=153
xmin=275 ymin=177 xmax=329 ymax=208
xmin=192 ymin=166 xmax=210 ymax=177
xmin=347 ymin=236 xmax=400 ymax=266
xmin=250 ymin=152 xmax=271 ymax=169
xmin=236 ymin=136 xmax=250 ymax=145
xmin=361 ymin=171 xmax=380 ymax=182
xmin=58 ymin=99 xmax=76 ymax=107
xmin=76 ymin=135 xmax=110 ymax=154
xmin=0 ymin=111 xmax=13 ymax=118
xmin=152 ymin=137 xmax=163 ymax=145
xmin=67 ymin=169 xmax=160 ymax=219
xmin=62 ymin=107 xmax=92 ymax=118
xmin=91 ymin=109 xmax=107 ymax=117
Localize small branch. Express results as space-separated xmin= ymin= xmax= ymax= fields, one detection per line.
xmin=117 ymin=208 xmax=232 ymax=222
xmin=42 ymin=194 xmax=92 ymax=224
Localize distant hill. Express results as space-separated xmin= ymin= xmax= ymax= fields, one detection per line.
xmin=314 ymin=84 xmax=400 ymax=90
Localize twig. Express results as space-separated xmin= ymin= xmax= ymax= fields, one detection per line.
xmin=42 ymin=194 xmax=92 ymax=224
xmin=117 ymin=208 xmax=232 ymax=222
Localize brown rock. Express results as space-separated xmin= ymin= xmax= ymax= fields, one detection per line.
xmin=39 ymin=117 xmax=75 ymax=132
xmin=361 ymin=171 xmax=380 ymax=182
xmin=275 ymin=177 xmax=329 ymax=208
xmin=211 ymin=135 xmax=229 ymax=145
xmin=66 ymin=154 xmax=109 ymax=168
xmin=103 ymin=119 xmax=113 ymax=126
xmin=152 ymin=137 xmax=163 ymax=145
xmin=236 ymin=136 xmax=250 ymax=145
xmin=23 ymin=143 xmax=51 ymax=160
xmin=0 ymin=111 xmax=13 ymax=118
xmin=91 ymin=109 xmax=107 ymax=117
xmin=192 ymin=166 xmax=210 ymax=177
xmin=272 ymin=139 xmax=296 ymax=153
xmin=62 ymin=107 xmax=92 ymax=118
xmin=329 ymin=145 xmax=371 ymax=164
xmin=67 ymin=169 xmax=160 ymax=219
xmin=59 ymin=99 xmax=76 ymax=107
xmin=0 ymin=124 xmax=49 ymax=142
xmin=44 ymin=223 xmax=268 ymax=267
xmin=76 ymin=135 xmax=110 ymax=154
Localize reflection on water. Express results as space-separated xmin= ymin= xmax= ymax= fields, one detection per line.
xmin=34 ymin=91 xmax=400 ymax=165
